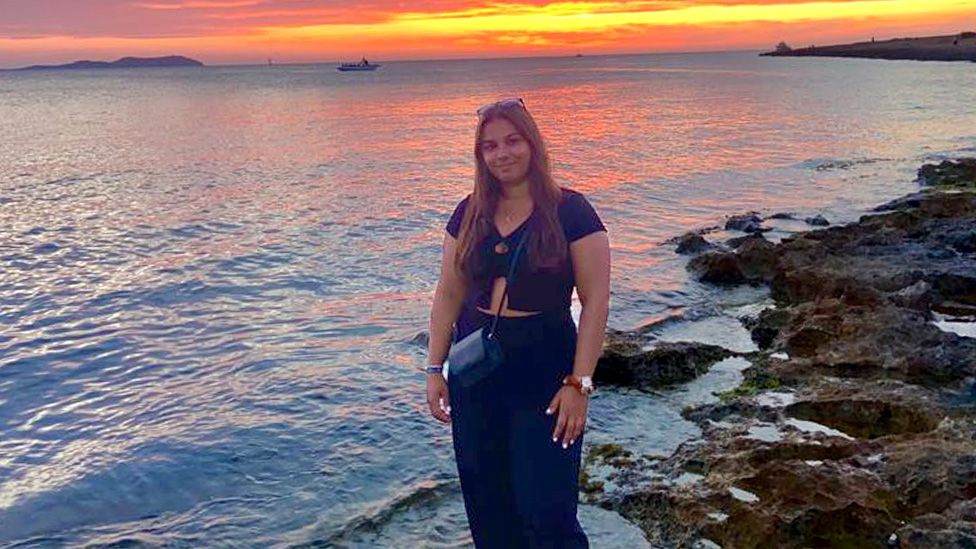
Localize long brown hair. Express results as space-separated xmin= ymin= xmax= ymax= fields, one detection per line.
xmin=454 ymin=102 xmax=568 ymax=280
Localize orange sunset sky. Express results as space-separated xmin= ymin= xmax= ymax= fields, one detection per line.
xmin=1 ymin=0 xmax=974 ymax=66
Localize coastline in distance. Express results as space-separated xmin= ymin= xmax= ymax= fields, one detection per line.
xmin=9 ymin=55 xmax=204 ymax=71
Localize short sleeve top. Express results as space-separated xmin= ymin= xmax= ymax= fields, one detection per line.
xmin=444 ymin=187 xmax=606 ymax=312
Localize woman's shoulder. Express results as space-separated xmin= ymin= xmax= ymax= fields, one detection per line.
xmin=556 ymin=186 xmax=606 ymax=242
xmin=556 ymin=186 xmax=592 ymax=214
xmin=446 ymin=193 xmax=473 ymax=238
xmin=558 ymin=186 xmax=583 ymax=202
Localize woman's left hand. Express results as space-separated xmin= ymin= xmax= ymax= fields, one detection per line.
xmin=546 ymin=385 xmax=588 ymax=449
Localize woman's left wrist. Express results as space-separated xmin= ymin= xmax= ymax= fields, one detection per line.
xmin=563 ymin=374 xmax=594 ymax=396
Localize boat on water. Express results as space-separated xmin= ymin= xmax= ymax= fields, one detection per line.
xmin=337 ymin=57 xmax=380 ymax=72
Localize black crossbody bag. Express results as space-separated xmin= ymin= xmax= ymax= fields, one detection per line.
xmin=448 ymin=228 xmax=530 ymax=387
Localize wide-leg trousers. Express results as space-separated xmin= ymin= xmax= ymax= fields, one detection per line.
xmin=448 ymin=307 xmax=589 ymax=549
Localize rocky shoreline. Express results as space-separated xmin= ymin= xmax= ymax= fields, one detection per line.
xmin=760 ymin=33 xmax=976 ymax=63
xmin=590 ymin=158 xmax=976 ymax=547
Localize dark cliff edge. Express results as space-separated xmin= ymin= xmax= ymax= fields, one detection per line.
xmin=761 ymin=32 xmax=976 ymax=62
xmin=10 ymin=55 xmax=204 ymax=71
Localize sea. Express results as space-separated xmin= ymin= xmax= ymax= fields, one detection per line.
xmin=1 ymin=52 xmax=974 ymax=547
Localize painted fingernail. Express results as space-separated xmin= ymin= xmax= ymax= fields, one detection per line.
xmin=570 ymin=439 xmax=575 ymax=445
xmin=545 ymin=408 xmax=552 ymax=415
xmin=552 ymin=437 xmax=558 ymax=443
xmin=562 ymin=442 xmax=568 ymax=449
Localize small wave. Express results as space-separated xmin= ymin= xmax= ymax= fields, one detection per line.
xmin=796 ymin=157 xmax=893 ymax=172
xmin=290 ymin=479 xmax=457 ymax=548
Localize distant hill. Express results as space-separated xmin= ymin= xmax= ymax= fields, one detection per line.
xmin=13 ymin=56 xmax=204 ymax=71
xmin=760 ymin=32 xmax=976 ymax=62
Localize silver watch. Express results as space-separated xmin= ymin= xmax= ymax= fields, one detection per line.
xmin=580 ymin=376 xmax=594 ymax=395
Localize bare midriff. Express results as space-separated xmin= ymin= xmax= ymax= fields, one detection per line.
xmin=476 ymin=276 xmax=543 ymax=317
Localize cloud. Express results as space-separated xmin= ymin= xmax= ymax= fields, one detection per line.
xmin=135 ymin=1 xmax=262 ymax=9
xmin=1 ymin=0 xmax=953 ymax=38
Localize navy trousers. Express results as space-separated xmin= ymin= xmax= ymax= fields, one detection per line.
xmin=449 ymin=308 xmax=589 ymax=549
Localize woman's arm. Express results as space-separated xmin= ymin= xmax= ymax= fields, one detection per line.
xmin=426 ymin=233 xmax=468 ymax=424
xmin=570 ymin=231 xmax=611 ymax=378
xmin=428 ymin=233 xmax=468 ymax=366
xmin=548 ymin=230 xmax=610 ymax=447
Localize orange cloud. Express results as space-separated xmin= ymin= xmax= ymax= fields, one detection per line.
xmin=135 ymin=1 xmax=262 ymax=9
xmin=0 ymin=0 xmax=973 ymax=66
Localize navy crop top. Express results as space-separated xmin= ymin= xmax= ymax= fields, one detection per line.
xmin=444 ymin=187 xmax=607 ymax=312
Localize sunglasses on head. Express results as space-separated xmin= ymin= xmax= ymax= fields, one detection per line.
xmin=476 ymin=97 xmax=527 ymax=117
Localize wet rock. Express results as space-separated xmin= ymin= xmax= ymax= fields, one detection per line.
xmin=769 ymin=212 xmax=795 ymax=220
xmin=804 ymin=214 xmax=830 ymax=226
xmin=776 ymin=299 xmax=976 ymax=384
xmin=601 ymin=328 xmax=646 ymax=357
xmin=932 ymin=300 xmax=976 ymax=317
xmin=734 ymin=236 xmax=779 ymax=282
xmin=897 ymin=498 xmax=976 ymax=548
xmin=741 ymin=308 xmax=790 ymax=349
xmin=688 ymin=251 xmax=747 ymax=284
xmin=874 ymin=191 xmax=927 ymax=212
xmin=725 ymin=213 xmax=764 ymax=233
xmin=785 ymin=399 xmax=939 ymax=439
xmin=889 ymin=280 xmax=934 ymax=312
xmin=726 ymin=232 xmax=766 ymax=250
xmin=675 ymin=232 xmax=717 ymax=254
xmin=947 ymin=230 xmax=976 ymax=253
xmin=409 ymin=331 xmax=429 ymax=348
xmin=882 ymin=418 xmax=976 ymax=516
xmin=596 ymin=341 xmax=736 ymax=391
xmin=917 ymin=158 xmax=976 ymax=188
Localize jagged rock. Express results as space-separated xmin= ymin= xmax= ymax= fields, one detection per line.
xmin=947 ymin=229 xmax=976 ymax=253
xmin=897 ymin=498 xmax=976 ymax=548
xmin=785 ymin=399 xmax=939 ymax=439
xmin=775 ymin=298 xmax=976 ymax=384
xmin=918 ymin=158 xmax=976 ymax=188
xmin=874 ymin=191 xmax=927 ymax=212
xmin=735 ymin=236 xmax=779 ymax=282
xmin=726 ymin=232 xmax=766 ymax=250
xmin=596 ymin=341 xmax=735 ymax=391
xmin=602 ymin=328 xmax=646 ymax=356
xmin=742 ymin=308 xmax=791 ymax=349
xmin=688 ymin=251 xmax=747 ymax=284
xmin=725 ymin=213 xmax=764 ymax=233
xmin=805 ymin=214 xmax=830 ymax=226
xmin=770 ymin=212 xmax=795 ymax=220
xmin=675 ymin=232 xmax=717 ymax=254
xmin=889 ymin=280 xmax=935 ymax=311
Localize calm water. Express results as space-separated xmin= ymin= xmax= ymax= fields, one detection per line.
xmin=1 ymin=52 xmax=974 ymax=547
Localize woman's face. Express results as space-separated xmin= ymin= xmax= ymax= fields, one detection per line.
xmin=480 ymin=117 xmax=532 ymax=185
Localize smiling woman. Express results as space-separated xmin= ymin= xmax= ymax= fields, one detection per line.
xmin=425 ymin=98 xmax=610 ymax=547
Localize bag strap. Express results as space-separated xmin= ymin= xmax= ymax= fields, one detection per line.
xmin=487 ymin=227 xmax=530 ymax=339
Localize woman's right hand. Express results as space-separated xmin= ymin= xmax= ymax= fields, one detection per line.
xmin=426 ymin=374 xmax=452 ymax=423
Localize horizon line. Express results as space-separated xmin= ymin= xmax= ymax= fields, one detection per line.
xmin=1 ymin=47 xmax=780 ymax=71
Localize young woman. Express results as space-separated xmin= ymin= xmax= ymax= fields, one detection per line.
xmin=426 ymin=98 xmax=610 ymax=548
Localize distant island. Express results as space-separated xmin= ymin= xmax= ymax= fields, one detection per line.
xmin=761 ymin=32 xmax=976 ymax=62
xmin=12 ymin=56 xmax=203 ymax=71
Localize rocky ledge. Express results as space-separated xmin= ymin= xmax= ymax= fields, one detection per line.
xmin=589 ymin=158 xmax=976 ymax=547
